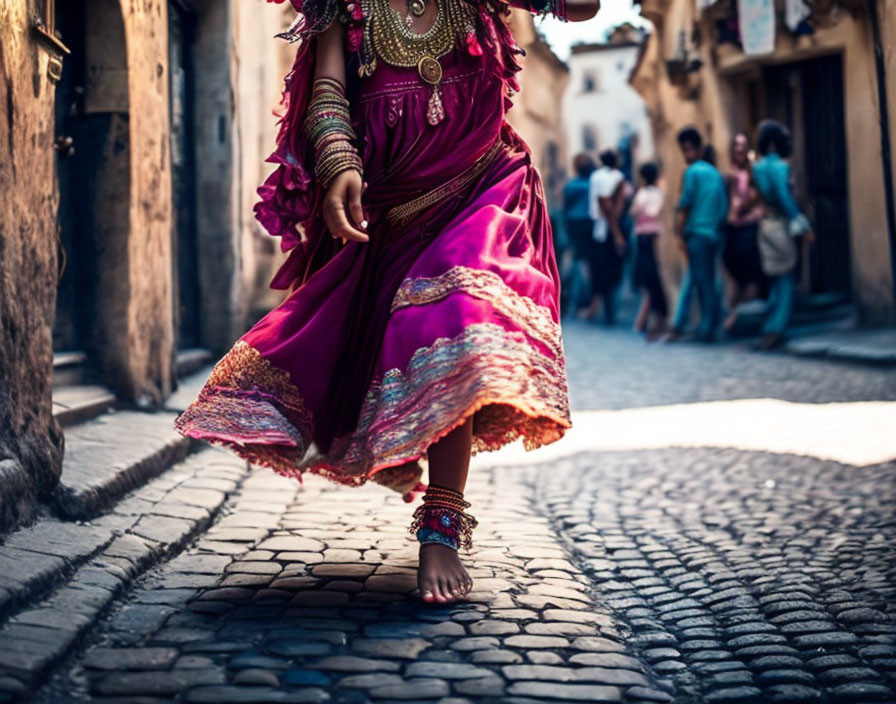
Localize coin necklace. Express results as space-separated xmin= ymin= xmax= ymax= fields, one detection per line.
xmin=359 ymin=0 xmax=476 ymax=125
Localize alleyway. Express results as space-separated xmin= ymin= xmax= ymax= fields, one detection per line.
xmin=32 ymin=325 xmax=896 ymax=703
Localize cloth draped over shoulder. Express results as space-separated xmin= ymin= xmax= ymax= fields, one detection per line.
xmin=256 ymin=0 xmax=565 ymax=290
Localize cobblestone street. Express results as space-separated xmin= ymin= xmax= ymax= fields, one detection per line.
xmin=32 ymin=324 xmax=896 ymax=703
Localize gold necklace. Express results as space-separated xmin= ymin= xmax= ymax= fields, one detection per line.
xmin=359 ymin=0 xmax=476 ymax=125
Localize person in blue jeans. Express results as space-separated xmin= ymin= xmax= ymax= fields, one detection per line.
xmin=751 ymin=120 xmax=813 ymax=350
xmin=666 ymin=127 xmax=729 ymax=343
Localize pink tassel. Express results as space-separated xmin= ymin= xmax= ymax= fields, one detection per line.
xmin=466 ymin=32 xmax=484 ymax=56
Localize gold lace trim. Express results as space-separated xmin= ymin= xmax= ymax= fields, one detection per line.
xmin=391 ymin=265 xmax=563 ymax=360
xmin=323 ymin=322 xmax=570 ymax=474
xmin=195 ymin=341 xmax=313 ymax=440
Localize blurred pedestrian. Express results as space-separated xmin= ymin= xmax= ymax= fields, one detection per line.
xmin=751 ymin=120 xmax=813 ymax=350
xmin=630 ymin=162 xmax=668 ymax=338
xmin=722 ymin=133 xmax=766 ymax=331
xmin=666 ymin=127 xmax=728 ymax=343
xmin=583 ymin=150 xmax=627 ymax=324
xmin=562 ymin=154 xmax=597 ymax=317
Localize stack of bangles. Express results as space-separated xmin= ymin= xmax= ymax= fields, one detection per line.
xmin=409 ymin=484 xmax=478 ymax=552
xmin=303 ymin=77 xmax=363 ymax=190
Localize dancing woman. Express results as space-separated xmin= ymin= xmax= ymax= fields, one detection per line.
xmin=175 ymin=0 xmax=598 ymax=603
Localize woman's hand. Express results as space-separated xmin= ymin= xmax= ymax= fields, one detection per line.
xmin=323 ymin=169 xmax=368 ymax=243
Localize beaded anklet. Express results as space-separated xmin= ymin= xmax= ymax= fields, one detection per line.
xmin=409 ymin=484 xmax=478 ymax=552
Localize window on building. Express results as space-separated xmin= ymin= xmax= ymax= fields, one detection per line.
xmin=582 ymin=124 xmax=598 ymax=152
xmin=582 ymin=71 xmax=598 ymax=93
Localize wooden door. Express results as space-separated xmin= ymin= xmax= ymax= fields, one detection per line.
xmin=52 ymin=2 xmax=89 ymax=353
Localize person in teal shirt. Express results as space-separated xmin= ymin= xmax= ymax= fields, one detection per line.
xmin=667 ymin=127 xmax=728 ymax=342
xmin=751 ymin=120 xmax=813 ymax=350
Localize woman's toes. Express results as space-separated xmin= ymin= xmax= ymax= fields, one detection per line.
xmin=421 ymin=588 xmax=436 ymax=603
xmin=435 ymin=579 xmax=450 ymax=603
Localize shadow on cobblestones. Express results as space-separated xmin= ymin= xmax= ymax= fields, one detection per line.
xmin=37 ymin=465 xmax=673 ymax=704
xmin=540 ymin=448 xmax=896 ymax=704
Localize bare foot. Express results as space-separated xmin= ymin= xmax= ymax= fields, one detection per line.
xmin=723 ymin=309 xmax=739 ymax=331
xmin=660 ymin=329 xmax=682 ymax=343
xmin=418 ymin=543 xmax=473 ymax=604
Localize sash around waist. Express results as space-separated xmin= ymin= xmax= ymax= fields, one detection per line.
xmin=380 ymin=137 xmax=509 ymax=229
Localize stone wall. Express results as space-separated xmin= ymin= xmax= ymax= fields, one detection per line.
xmin=234 ymin=0 xmax=296 ymax=324
xmin=0 ymin=1 xmax=65 ymax=529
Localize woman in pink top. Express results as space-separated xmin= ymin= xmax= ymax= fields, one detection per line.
xmin=630 ymin=162 xmax=667 ymax=337
xmin=722 ymin=133 xmax=766 ymax=330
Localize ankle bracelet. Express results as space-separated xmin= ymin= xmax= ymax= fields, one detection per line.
xmin=409 ymin=484 xmax=478 ymax=552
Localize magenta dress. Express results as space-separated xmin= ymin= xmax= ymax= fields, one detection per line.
xmin=175 ymin=0 xmax=571 ymax=499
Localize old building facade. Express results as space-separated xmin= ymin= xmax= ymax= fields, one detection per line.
xmin=564 ymin=26 xmax=654 ymax=173
xmin=632 ymin=0 xmax=896 ymax=323
xmin=506 ymin=10 xmax=570 ymax=208
xmin=0 ymin=0 xmax=293 ymax=531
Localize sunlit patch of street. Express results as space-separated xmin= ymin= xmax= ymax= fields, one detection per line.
xmin=477 ymin=398 xmax=896 ymax=469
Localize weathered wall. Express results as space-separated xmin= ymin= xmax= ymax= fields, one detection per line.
xmin=120 ymin=1 xmax=175 ymax=403
xmin=879 ymin=0 xmax=896 ymax=318
xmin=190 ymin=1 xmax=240 ymax=354
xmin=234 ymin=0 xmax=295 ymax=323
xmin=0 ymin=1 xmax=65 ymax=529
xmin=507 ymin=11 xmax=569 ymax=206
xmin=186 ymin=0 xmax=298 ymax=348
xmin=837 ymin=14 xmax=894 ymax=321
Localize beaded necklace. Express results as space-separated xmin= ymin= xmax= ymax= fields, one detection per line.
xmin=358 ymin=0 xmax=480 ymax=125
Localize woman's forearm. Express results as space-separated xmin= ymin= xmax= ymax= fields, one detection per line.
xmin=315 ymin=21 xmax=346 ymax=85
xmin=565 ymin=0 xmax=599 ymax=22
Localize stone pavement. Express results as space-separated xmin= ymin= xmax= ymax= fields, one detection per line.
xmin=37 ymin=463 xmax=671 ymax=704
xmin=786 ymin=327 xmax=896 ymax=366
xmin=0 ymin=449 xmax=246 ymax=698
xmin=539 ymin=448 xmax=896 ymax=703
xmin=22 ymin=323 xmax=896 ymax=703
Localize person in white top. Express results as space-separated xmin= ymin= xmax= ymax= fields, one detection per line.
xmin=629 ymin=162 xmax=668 ymax=338
xmin=583 ymin=151 xmax=628 ymax=323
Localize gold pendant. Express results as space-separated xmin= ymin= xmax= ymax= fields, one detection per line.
xmin=418 ymin=55 xmax=445 ymax=125
xmin=409 ymin=0 xmax=426 ymax=15
xmin=417 ymin=55 xmax=443 ymax=85
xmin=358 ymin=57 xmax=377 ymax=77
xmin=426 ymin=85 xmax=444 ymax=125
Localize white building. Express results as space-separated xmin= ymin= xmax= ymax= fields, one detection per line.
xmin=564 ymin=27 xmax=654 ymax=174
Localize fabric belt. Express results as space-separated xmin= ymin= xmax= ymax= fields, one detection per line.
xmin=384 ymin=139 xmax=507 ymax=229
